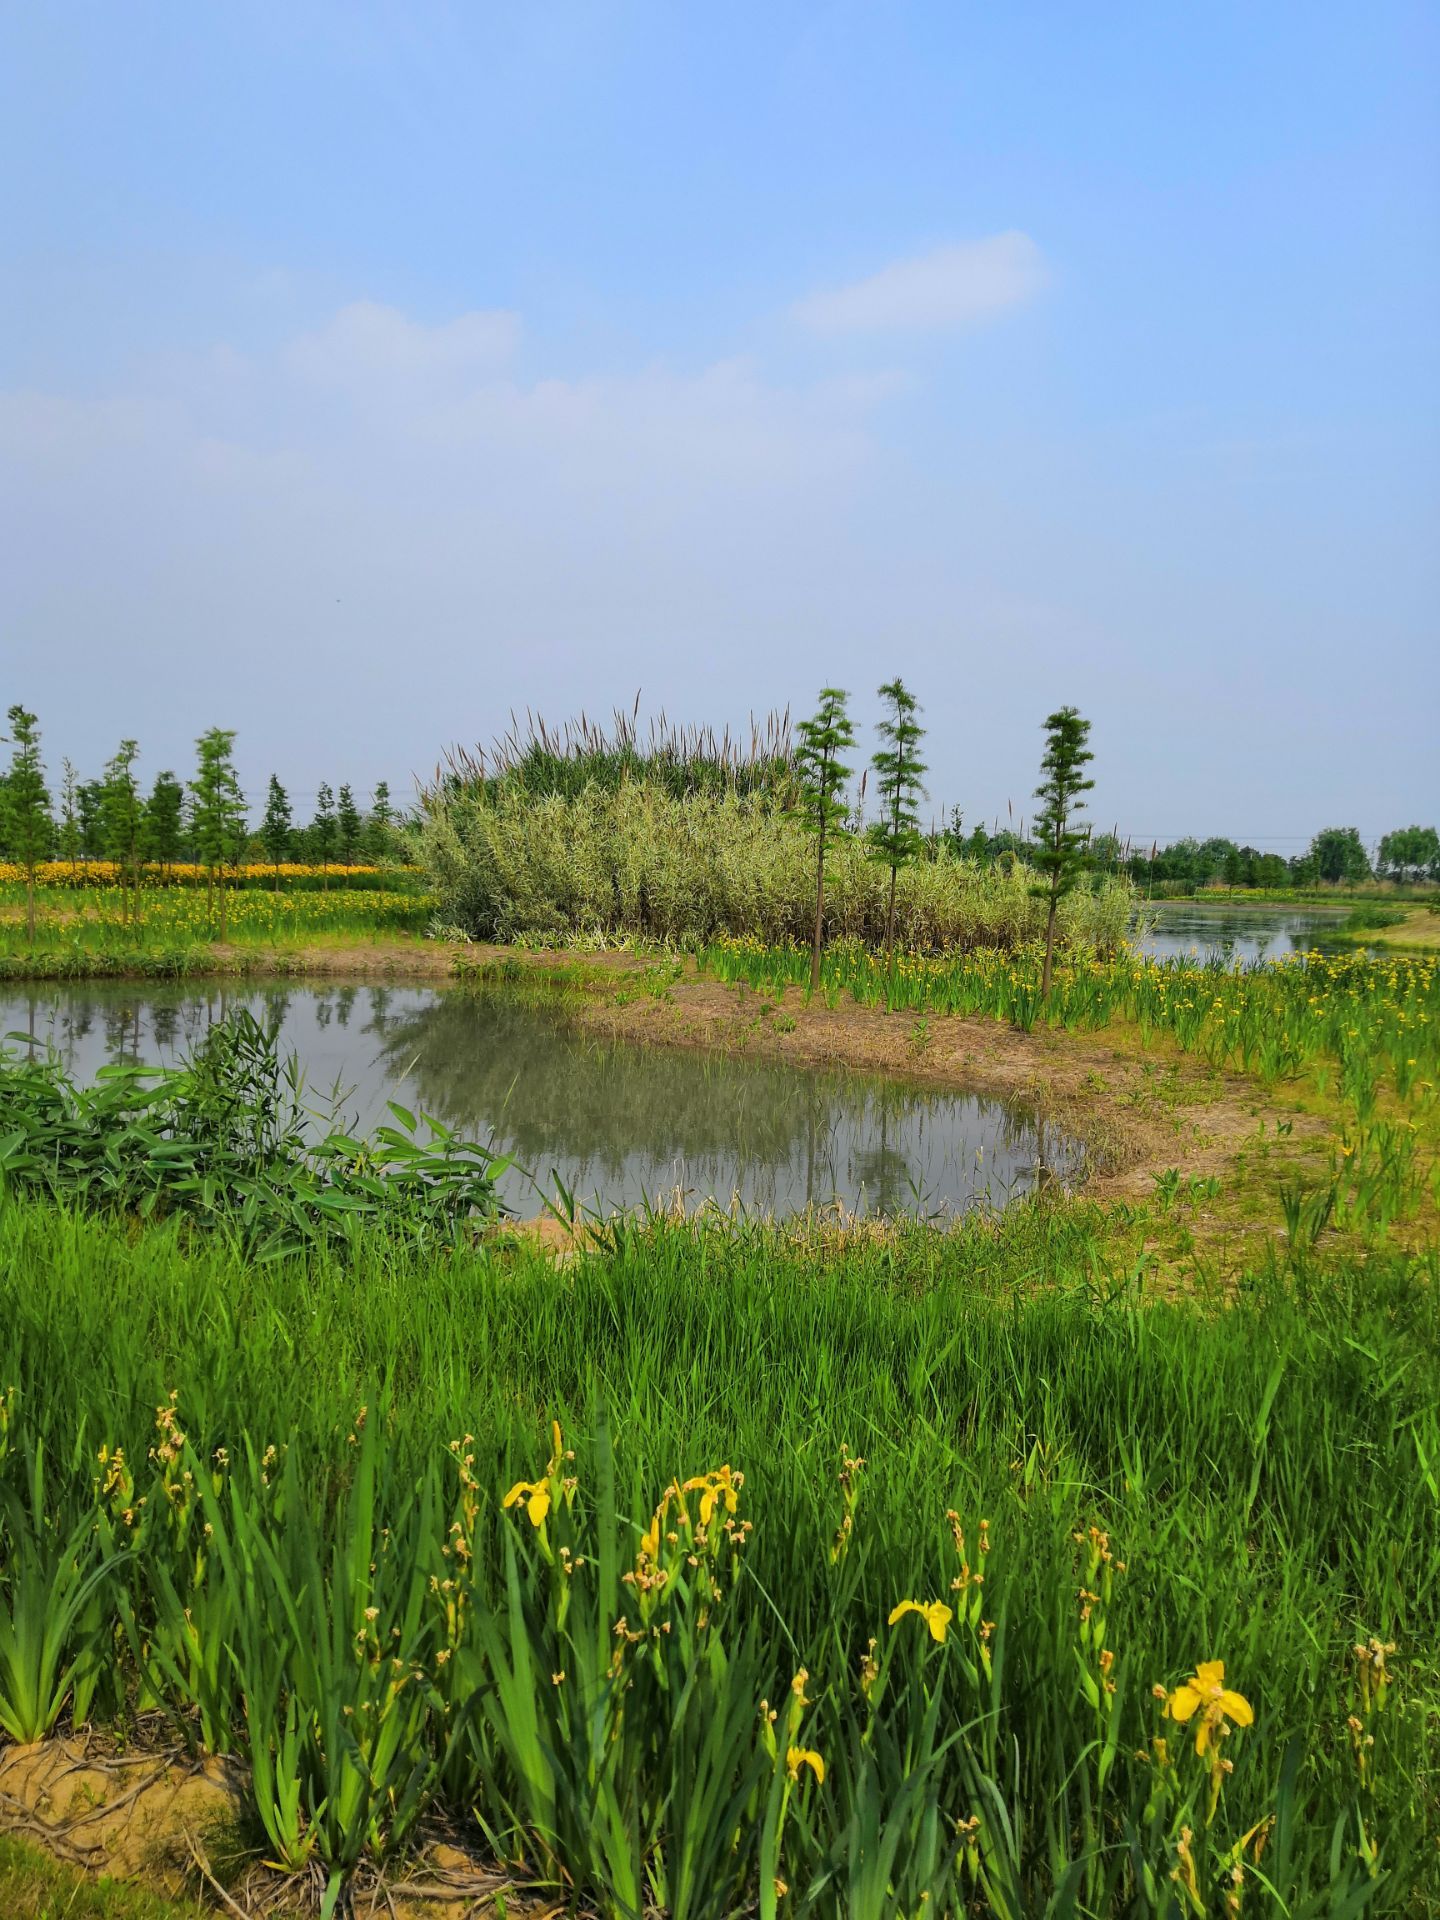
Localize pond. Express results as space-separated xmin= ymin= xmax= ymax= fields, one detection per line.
xmin=1130 ymin=901 xmax=1353 ymax=965
xmin=0 ymin=980 xmax=1083 ymax=1221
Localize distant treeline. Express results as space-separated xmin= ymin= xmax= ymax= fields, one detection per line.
xmin=941 ymin=818 xmax=1438 ymax=889
xmin=0 ymin=705 xmax=412 ymax=872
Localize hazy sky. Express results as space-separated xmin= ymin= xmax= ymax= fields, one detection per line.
xmin=2 ymin=2 xmax=1437 ymax=850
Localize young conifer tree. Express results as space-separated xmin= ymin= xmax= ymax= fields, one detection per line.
xmin=57 ymin=758 xmax=82 ymax=880
xmin=100 ymin=740 xmax=143 ymax=922
xmin=314 ymin=782 xmax=336 ymax=890
xmin=366 ymin=780 xmax=396 ymax=862
xmin=261 ymin=775 xmax=293 ymax=891
xmin=336 ymin=782 xmax=362 ymax=868
xmin=1030 ymin=706 xmax=1095 ymax=1000
xmin=866 ymin=677 xmax=927 ymax=979
xmin=794 ymin=687 xmax=857 ymax=993
xmin=3 ymin=705 xmax=52 ymax=942
xmin=190 ymin=727 xmax=247 ymax=939
xmin=142 ymin=771 xmax=186 ymax=874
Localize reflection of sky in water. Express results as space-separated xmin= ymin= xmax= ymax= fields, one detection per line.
xmin=1130 ymin=904 xmax=1354 ymax=965
xmin=1 ymin=981 xmax=1082 ymax=1220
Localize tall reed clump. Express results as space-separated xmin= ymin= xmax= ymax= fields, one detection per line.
xmin=421 ymin=782 xmax=1132 ymax=952
xmin=1 ymin=1199 xmax=1435 ymax=1914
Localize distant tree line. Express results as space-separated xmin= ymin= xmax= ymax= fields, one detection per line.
xmin=937 ymin=817 xmax=1439 ymax=890
xmin=0 ymin=706 xmax=411 ymax=881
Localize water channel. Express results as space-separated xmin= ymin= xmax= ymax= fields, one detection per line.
xmin=0 ymin=980 xmax=1082 ymax=1221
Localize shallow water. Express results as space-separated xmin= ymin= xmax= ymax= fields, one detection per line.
xmin=1130 ymin=901 xmax=1353 ymax=964
xmin=0 ymin=979 xmax=1082 ymax=1220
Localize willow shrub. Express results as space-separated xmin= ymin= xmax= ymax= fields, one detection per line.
xmin=421 ymin=781 xmax=1133 ymax=951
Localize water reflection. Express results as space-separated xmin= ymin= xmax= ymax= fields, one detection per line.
xmin=1131 ymin=903 xmax=1353 ymax=965
xmin=1 ymin=980 xmax=1082 ymax=1220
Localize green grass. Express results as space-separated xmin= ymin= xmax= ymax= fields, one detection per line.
xmin=1 ymin=1196 xmax=1436 ymax=1914
xmin=2 ymin=940 xmax=1437 ymax=1913
xmin=0 ymin=1835 xmax=208 ymax=1918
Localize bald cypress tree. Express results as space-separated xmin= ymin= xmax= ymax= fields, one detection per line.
xmin=1030 ymin=706 xmax=1095 ymax=1001
xmin=3 ymin=706 xmax=51 ymax=942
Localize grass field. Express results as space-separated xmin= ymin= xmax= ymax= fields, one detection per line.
xmin=1 ymin=1194 xmax=1437 ymax=1912
xmin=1 ymin=899 xmax=1438 ymax=1913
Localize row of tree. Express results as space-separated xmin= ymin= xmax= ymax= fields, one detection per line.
xmin=795 ymin=684 xmax=1093 ymax=998
xmin=0 ymin=706 xmax=407 ymax=940
xmin=940 ymin=818 xmax=1438 ymax=890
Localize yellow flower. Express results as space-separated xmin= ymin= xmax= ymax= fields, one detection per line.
xmin=1167 ymin=1660 xmax=1253 ymax=1755
xmin=502 ymin=1479 xmax=551 ymax=1528
xmin=786 ymin=1746 xmax=825 ymax=1785
xmin=682 ymin=1465 xmax=740 ymax=1526
xmin=888 ymin=1598 xmax=953 ymax=1643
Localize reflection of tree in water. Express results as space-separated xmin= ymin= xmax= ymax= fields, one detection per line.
xmin=366 ymin=989 xmax=1073 ymax=1213
xmin=371 ymin=990 xmax=879 ymax=1180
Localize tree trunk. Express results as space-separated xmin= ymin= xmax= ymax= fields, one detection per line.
xmin=1041 ymin=891 xmax=1058 ymax=1000
xmin=885 ymin=861 xmax=898 ymax=982
xmin=810 ymin=821 xmax=826 ymax=994
xmin=219 ymin=868 xmax=228 ymax=943
xmin=25 ymin=870 xmax=35 ymax=944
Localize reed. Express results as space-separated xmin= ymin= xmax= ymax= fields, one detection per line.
xmin=421 ymin=781 xmax=1133 ymax=952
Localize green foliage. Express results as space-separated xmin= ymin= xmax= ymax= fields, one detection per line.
xmin=336 ymin=782 xmax=362 ymax=866
xmin=1031 ymin=707 xmax=1095 ymax=995
xmin=56 ymin=760 xmax=82 ymax=874
xmin=188 ymin=728 xmax=246 ymax=876
xmin=140 ymin=771 xmax=185 ymax=870
xmin=794 ymin=688 xmax=858 ymax=991
xmin=0 ymin=1011 xmax=507 ymax=1254
xmin=260 ymin=773 xmax=293 ymax=871
xmin=365 ymin=779 xmax=396 ymax=861
xmin=0 ymin=1198 xmax=1433 ymax=1913
xmin=866 ymin=678 xmax=928 ymax=967
xmin=313 ymin=781 xmax=336 ymax=873
xmin=100 ymin=740 xmax=144 ymax=903
xmin=1378 ymin=824 xmax=1439 ymax=885
xmin=1307 ymin=825 xmax=1371 ymax=886
xmin=421 ymin=780 xmax=1132 ymax=953
xmin=1 ymin=707 xmax=51 ymax=938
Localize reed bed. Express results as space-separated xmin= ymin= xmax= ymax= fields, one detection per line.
xmin=421 ymin=781 xmax=1132 ymax=952
xmin=0 ymin=1199 xmax=1434 ymax=1914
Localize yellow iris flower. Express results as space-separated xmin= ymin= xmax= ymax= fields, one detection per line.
xmin=888 ymin=1599 xmax=953 ymax=1643
xmin=1167 ymin=1660 xmax=1253 ymax=1755
xmin=786 ymin=1746 xmax=825 ymax=1784
xmin=501 ymin=1479 xmax=551 ymax=1528
xmin=682 ymin=1466 xmax=739 ymax=1527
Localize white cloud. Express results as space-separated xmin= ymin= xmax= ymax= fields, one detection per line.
xmin=793 ymin=232 xmax=1046 ymax=334
xmin=283 ymin=300 xmax=521 ymax=392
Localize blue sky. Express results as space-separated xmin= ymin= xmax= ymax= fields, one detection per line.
xmin=2 ymin=1 xmax=1436 ymax=847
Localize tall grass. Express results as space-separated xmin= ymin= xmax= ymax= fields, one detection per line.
xmin=1 ymin=1199 xmax=1435 ymax=1913
xmin=435 ymin=701 xmax=799 ymax=802
xmin=421 ymin=781 xmax=1133 ymax=951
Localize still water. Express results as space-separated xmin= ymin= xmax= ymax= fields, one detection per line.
xmin=0 ymin=980 xmax=1082 ymax=1220
xmin=1130 ymin=902 xmax=1353 ymax=965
